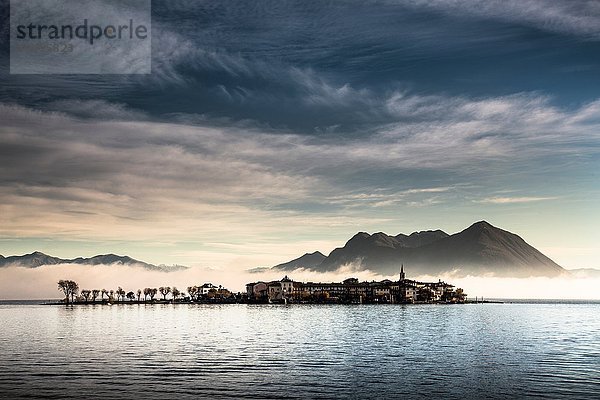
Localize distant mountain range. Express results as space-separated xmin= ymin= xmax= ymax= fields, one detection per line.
xmin=0 ymin=251 xmax=187 ymax=272
xmin=272 ymin=251 xmax=327 ymax=271
xmin=270 ymin=221 xmax=566 ymax=278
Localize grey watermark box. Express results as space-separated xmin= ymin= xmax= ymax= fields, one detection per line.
xmin=10 ymin=0 xmax=151 ymax=74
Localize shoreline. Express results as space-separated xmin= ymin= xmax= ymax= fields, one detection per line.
xmin=40 ymin=299 xmax=481 ymax=306
xmin=8 ymin=299 xmax=600 ymax=305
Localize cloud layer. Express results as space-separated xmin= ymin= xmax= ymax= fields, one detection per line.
xmin=0 ymin=91 xmax=599 ymax=268
xmin=1 ymin=1 xmax=599 ymax=272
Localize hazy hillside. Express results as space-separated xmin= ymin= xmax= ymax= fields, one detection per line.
xmin=271 ymin=221 xmax=565 ymax=278
xmin=0 ymin=252 xmax=187 ymax=272
xmin=273 ymin=251 xmax=327 ymax=272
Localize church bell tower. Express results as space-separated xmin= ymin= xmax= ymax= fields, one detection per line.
xmin=400 ymin=264 xmax=405 ymax=282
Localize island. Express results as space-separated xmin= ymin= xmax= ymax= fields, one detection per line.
xmin=53 ymin=265 xmax=466 ymax=305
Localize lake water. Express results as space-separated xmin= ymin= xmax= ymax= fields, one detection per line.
xmin=0 ymin=302 xmax=599 ymax=399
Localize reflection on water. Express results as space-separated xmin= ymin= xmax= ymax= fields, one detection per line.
xmin=0 ymin=303 xmax=599 ymax=399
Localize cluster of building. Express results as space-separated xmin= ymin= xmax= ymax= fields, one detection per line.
xmin=186 ymin=283 xmax=233 ymax=301
xmin=245 ymin=266 xmax=466 ymax=304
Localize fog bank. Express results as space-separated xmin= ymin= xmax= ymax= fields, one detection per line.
xmin=1 ymin=264 xmax=599 ymax=300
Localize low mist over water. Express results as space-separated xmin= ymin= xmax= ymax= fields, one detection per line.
xmin=1 ymin=263 xmax=600 ymax=300
xmin=1 ymin=302 xmax=599 ymax=399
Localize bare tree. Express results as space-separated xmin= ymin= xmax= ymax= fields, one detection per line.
xmin=116 ymin=287 xmax=126 ymax=302
xmin=71 ymin=282 xmax=79 ymax=303
xmin=187 ymin=286 xmax=198 ymax=301
xmin=159 ymin=286 xmax=171 ymax=300
xmin=57 ymin=280 xmax=79 ymax=305
xmin=92 ymin=290 xmax=100 ymax=303
xmin=172 ymin=287 xmax=180 ymax=302
xmin=81 ymin=290 xmax=92 ymax=303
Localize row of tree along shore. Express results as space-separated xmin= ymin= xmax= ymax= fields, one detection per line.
xmin=56 ymin=269 xmax=467 ymax=305
xmin=56 ymin=280 xmax=238 ymax=305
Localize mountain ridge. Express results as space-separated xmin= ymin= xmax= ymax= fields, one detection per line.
xmin=0 ymin=251 xmax=187 ymax=272
xmin=269 ymin=221 xmax=566 ymax=278
xmin=272 ymin=251 xmax=327 ymax=271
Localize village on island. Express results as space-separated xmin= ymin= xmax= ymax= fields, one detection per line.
xmin=55 ymin=265 xmax=467 ymax=305
xmin=246 ymin=266 xmax=466 ymax=304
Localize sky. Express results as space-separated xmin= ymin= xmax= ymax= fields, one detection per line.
xmin=1 ymin=0 xmax=599 ymax=280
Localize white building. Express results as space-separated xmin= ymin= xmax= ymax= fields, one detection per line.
xmin=200 ymin=283 xmax=217 ymax=295
xmin=268 ymin=276 xmax=294 ymax=300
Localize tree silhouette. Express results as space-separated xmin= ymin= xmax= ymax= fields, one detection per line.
xmin=92 ymin=290 xmax=100 ymax=303
xmin=136 ymin=289 xmax=142 ymax=302
xmin=159 ymin=286 xmax=171 ymax=300
xmin=172 ymin=287 xmax=180 ymax=301
xmin=109 ymin=290 xmax=114 ymax=302
xmin=454 ymin=288 xmax=466 ymax=302
xmin=101 ymin=289 xmax=108 ymax=301
xmin=143 ymin=288 xmax=150 ymax=301
xmin=149 ymin=288 xmax=157 ymax=300
xmin=417 ymin=287 xmax=433 ymax=302
xmin=81 ymin=290 xmax=91 ymax=303
xmin=218 ymin=288 xmax=232 ymax=299
xmin=187 ymin=286 xmax=198 ymax=301
xmin=126 ymin=291 xmax=135 ymax=302
xmin=57 ymin=280 xmax=79 ymax=305
xmin=116 ymin=287 xmax=126 ymax=302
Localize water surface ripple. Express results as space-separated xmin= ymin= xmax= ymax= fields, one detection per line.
xmin=0 ymin=303 xmax=599 ymax=399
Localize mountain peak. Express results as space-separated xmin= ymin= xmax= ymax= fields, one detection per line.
xmin=270 ymin=221 xmax=565 ymax=278
xmin=350 ymin=232 xmax=371 ymax=240
xmin=272 ymin=250 xmax=327 ymax=272
xmin=469 ymin=220 xmax=495 ymax=230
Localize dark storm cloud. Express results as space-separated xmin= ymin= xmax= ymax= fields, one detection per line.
xmin=2 ymin=0 xmax=600 ymax=134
